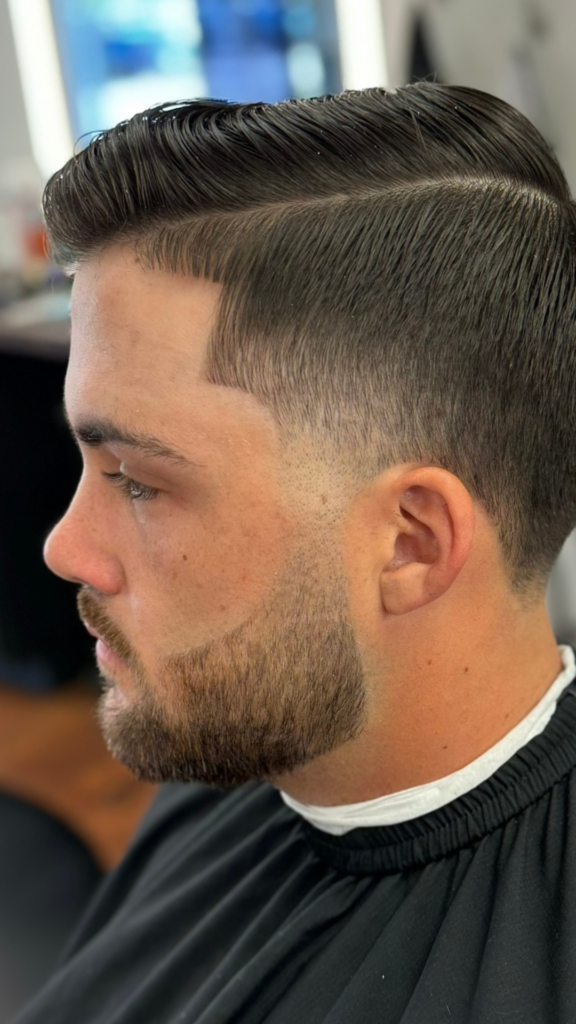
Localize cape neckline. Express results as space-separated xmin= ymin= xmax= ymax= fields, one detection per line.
xmin=302 ymin=666 xmax=576 ymax=875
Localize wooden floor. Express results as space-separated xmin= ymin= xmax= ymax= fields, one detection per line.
xmin=0 ymin=678 xmax=157 ymax=871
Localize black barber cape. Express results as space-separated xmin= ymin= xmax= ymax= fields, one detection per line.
xmin=14 ymin=672 xmax=576 ymax=1024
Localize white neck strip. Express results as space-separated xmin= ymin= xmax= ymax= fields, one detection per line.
xmin=280 ymin=645 xmax=576 ymax=835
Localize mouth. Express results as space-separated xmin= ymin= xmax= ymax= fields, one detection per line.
xmin=82 ymin=623 xmax=101 ymax=641
xmin=82 ymin=621 xmax=126 ymax=669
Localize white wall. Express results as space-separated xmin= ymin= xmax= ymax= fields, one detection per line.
xmin=0 ymin=0 xmax=35 ymax=167
xmin=382 ymin=0 xmax=576 ymax=195
xmin=0 ymin=0 xmax=45 ymax=273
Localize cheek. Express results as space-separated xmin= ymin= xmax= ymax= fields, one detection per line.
xmin=192 ymin=504 xmax=294 ymax=611
xmin=129 ymin=496 xmax=295 ymax=642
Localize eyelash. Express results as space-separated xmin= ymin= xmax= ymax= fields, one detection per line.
xmin=103 ymin=472 xmax=160 ymax=503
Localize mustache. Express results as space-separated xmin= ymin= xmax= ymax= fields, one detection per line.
xmin=77 ymin=587 xmax=137 ymax=668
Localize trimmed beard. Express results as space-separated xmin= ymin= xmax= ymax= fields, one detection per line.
xmin=78 ymin=547 xmax=366 ymax=788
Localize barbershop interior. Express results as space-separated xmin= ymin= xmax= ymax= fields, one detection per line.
xmin=1 ymin=0 xmax=576 ymax=1021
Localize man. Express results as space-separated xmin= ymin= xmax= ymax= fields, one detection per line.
xmin=15 ymin=84 xmax=576 ymax=1023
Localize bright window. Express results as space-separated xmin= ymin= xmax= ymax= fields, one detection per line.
xmin=49 ymin=0 xmax=342 ymax=143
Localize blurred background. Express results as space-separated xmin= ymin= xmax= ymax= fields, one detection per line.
xmin=0 ymin=0 xmax=575 ymax=1018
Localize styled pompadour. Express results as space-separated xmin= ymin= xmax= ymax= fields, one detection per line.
xmin=44 ymin=85 xmax=576 ymax=596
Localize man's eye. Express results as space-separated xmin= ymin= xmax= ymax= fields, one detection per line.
xmin=102 ymin=472 xmax=160 ymax=502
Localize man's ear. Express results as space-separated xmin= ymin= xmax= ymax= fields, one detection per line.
xmin=380 ymin=468 xmax=475 ymax=615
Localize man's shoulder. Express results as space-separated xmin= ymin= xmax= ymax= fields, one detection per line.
xmin=132 ymin=780 xmax=231 ymax=844
xmin=133 ymin=778 xmax=283 ymax=850
xmin=65 ymin=780 xmax=291 ymax=956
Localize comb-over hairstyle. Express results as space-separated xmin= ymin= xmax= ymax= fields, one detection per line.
xmin=44 ymin=85 xmax=576 ymax=597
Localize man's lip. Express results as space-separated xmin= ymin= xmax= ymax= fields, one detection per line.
xmin=83 ymin=623 xmax=101 ymax=641
xmin=83 ymin=623 xmax=126 ymax=666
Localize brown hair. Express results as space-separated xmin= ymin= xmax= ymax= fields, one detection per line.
xmin=44 ymin=85 xmax=576 ymax=596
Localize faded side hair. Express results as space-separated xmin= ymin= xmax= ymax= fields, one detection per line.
xmin=44 ymin=85 xmax=576 ymax=597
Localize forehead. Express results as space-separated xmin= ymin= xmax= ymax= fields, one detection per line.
xmin=66 ymin=246 xmax=275 ymax=457
xmin=69 ymin=246 xmax=221 ymax=390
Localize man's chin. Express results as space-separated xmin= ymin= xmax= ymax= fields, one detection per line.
xmin=98 ymin=673 xmax=131 ymax=718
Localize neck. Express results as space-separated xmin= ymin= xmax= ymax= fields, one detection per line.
xmin=275 ymin=600 xmax=563 ymax=806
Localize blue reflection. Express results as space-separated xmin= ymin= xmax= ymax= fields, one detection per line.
xmin=198 ymin=0 xmax=290 ymax=102
xmin=49 ymin=0 xmax=341 ymax=142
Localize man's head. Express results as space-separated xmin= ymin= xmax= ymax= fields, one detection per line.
xmin=44 ymin=85 xmax=576 ymax=788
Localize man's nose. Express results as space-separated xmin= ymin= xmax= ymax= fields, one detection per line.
xmin=43 ymin=483 xmax=124 ymax=595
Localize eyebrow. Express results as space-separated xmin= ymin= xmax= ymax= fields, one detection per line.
xmin=68 ymin=414 xmax=205 ymax=469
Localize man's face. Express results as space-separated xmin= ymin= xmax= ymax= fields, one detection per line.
xmin=45 ymin=246 xmax=366 ymax=786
